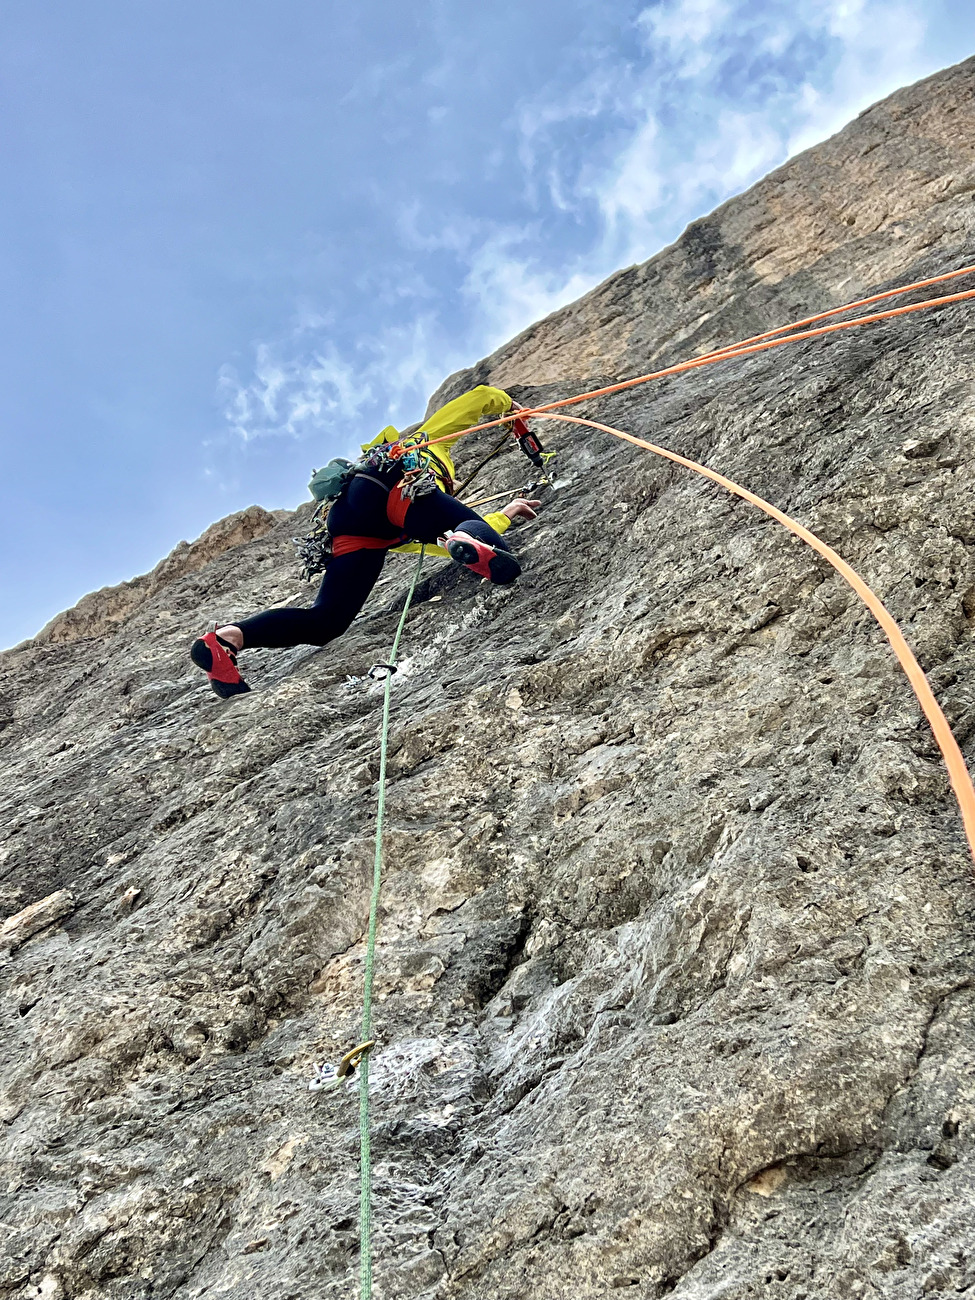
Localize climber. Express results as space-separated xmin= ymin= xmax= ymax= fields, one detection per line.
xmin=190 ymin=384 xmax=541 ymax=697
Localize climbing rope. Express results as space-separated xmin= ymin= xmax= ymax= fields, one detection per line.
xmin=535 ymin=409 xmax=975 ymax=862
xmin=398 ymin=261 xmax=975 ymax=859
xmin=693 ymin=261 xmax=975 ymax=361
xmin=357 ymin=545 xmax=426 ymax=1300
xmin=416 ymin=264 xmax=975 ymax=454
xmin=330 ymin=262 xmax=975 ymax=1296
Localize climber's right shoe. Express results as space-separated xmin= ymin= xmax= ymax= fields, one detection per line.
xmin=442 ymin=528 xmax=522 ymax=584
xmin=190 ymin=629 xmax=251 ymax=699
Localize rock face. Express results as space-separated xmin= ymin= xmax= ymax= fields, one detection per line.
xmin=2 ymin=57 xmax=975 ymax=1300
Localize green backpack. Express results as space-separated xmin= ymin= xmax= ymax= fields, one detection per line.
xmin=308 ymin=458 xmax=356 ymax=502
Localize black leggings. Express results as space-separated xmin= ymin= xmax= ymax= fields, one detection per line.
xmin=235 ymin=478 xmax=510 ymax=649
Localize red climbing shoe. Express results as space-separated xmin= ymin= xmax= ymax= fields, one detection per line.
xmin=190 ymin=629 xmax=251 ymax=699
xmin=442 ymin=529 xmax=522 ymax=584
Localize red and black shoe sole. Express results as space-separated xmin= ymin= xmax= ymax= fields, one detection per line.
xmin=190 ymin=638 xmax=252 ymax=699
xmin=445 ymin=536 xmax=522 ymax=585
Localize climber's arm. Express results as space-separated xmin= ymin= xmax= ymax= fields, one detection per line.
xmin=482 ymin=510 xmax=512 ymax=536
xmin=418 ymin=385 xmax=513 ymax=454
xmin=500 ymin=497 xmax=540 ymax=521
xmin=360 ymin=391 xmax=519 ymax=460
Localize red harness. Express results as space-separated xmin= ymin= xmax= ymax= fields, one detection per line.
xmin=330 ymin=482 xmax=412 ymax=556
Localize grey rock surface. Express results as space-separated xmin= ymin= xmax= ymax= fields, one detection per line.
xmin=0 ymin=892 xmax=76 ymax=956
xmin=3 ymin=56 xmax=975 ymax=1300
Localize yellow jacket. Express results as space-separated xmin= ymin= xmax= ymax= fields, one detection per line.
xmin=360 ymin=385 xmax=515 ymax=557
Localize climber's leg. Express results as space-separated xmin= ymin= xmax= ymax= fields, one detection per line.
xmin=441 ymin=525 xmax=521 ymax=584
xmin=404 ymin=491 xmax=521 ymax=584
xmin=231 ymin=548 xmax=389 ymax=648
xmin=403 ymin=491 xmax=512 ymax=550
xmin=189 ymin=630 xmax=251 ymax=699
xmin=190 ymin=549 xmax=389 ymax=697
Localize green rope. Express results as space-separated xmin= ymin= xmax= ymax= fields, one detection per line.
xmin=359 ymin=546 xmax=426 ymax=1300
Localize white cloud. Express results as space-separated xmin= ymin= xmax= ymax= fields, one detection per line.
xmin=457 ymin=0 xmax=934 ymax=348
xmin=219 ymin=315 xmax=464 ymax=447
xmin=786 ymin=0 xmax=929 ymax=153
xmin=638 ymin=0 xmax=733 ymax=74
xmin=219 ymin=1 xmax=938 ymax=442
xmin=461 ymin=230 xmax=599 ymax=351
xmin=598 ymin=115 xmax=664 ymax=231
xmin=217 ymin=345 xmax=364 ymax=443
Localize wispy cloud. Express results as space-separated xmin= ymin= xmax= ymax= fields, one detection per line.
xmin=640 ymin=0 xmax=733 ymax=75
xmin=217 ymin=315 xmax=465 ymax=449
xmin=786 ymin=0 xmax=928 ymax=153
xmin=461 ymin=229 xmax=602 ymax=352
xmin=218 ymin=346 xmax=363 ymax=443
xmin=462 ymin=0 xmax=933 ymax=346
xmin=219 ymin=0 xmax=936 ymax=443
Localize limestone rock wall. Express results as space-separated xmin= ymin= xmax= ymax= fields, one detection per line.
xmin=2 ymin=57 xmax=975 ymax=1300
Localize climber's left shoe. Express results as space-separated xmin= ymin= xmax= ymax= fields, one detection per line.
xmin=190 ymin=629 xmax=251 ymax=699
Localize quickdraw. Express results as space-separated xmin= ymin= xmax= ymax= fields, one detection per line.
xmin=368 ymin=663 xmax=398 ymax=680
xmin=293 ymin=503 xmax=333 ymax=581
xmin=511 ymin=416 xmax=547 ymax=471
xmin=362 ymin=436 xmax=451 ymax=500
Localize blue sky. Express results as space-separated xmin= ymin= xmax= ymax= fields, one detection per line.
xmin=2 ymin=0 xmax=973 ymax=648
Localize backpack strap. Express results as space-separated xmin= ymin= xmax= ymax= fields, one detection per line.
xmin=353 ymin=471 xmax=393 ymax=492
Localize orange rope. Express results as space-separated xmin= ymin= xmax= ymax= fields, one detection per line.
xmin=536 ymin=410 xmax=975 ymax=863
xmin=389 ymin=263 xmax=975 ymax=852
xmin=698 ymin=262 xmax=975 ymax=360
xmin=415 ymin=278 xmax=975 ymax=454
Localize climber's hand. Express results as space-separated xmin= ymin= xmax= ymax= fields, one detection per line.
xmin=501 ymin=398 xmax=525 ymax=430
xmin=502 ymin=497 xmax=541 ymax=521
